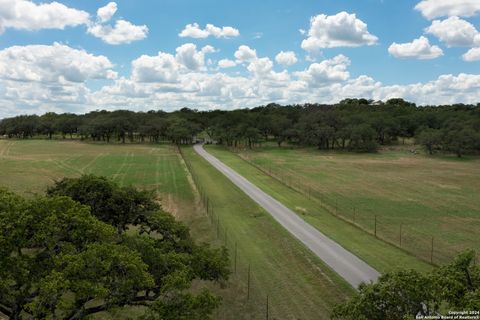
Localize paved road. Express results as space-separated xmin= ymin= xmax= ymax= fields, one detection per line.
xmin=194 ymin=144 xmax=380 ymax=288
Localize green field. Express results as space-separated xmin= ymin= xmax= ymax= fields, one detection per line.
xmin=0 ymin=139 xmax=202 ymax=319
xmin=0 ymin=140 xmax=354 ymax=319
xmin=181 ymin=146 xmax=353 ymax=319
xmin=0 ymin=139 xmax=191 ymax=203
xmin=218 ymin=144 xmax=480 ymax=266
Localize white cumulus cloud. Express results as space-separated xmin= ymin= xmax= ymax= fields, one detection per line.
xmin=415 ymin=0 xmax=480 ymax=20
xmin=301 ymin=12 xmax=378 ymax=52
xmin=234 ymin=45 xmax=257 ymax=62
xmin=388 ymin=36 xmax=443 ymax=59
xmin=87 ymin=19 xmax=148 ymax=45
xmin=463 ymin=47 xmax=480 ymax=61
xmin=218 ymin=59 xmax=237 ymax=68
xmin=179 ymin=23 xmax=239 ymax=39
xmin=131 ymin=52 xmax=179 ymax=83
xmin=425 ymin=16 xmax=480 ymax=47
xmin=97 ymin=2 xmax=117 ymax=23
xmin=175 ymin=43 xmax=214 ymax=71
xmin=275 ymin=51 xmax=298 ymax=66
xmin=0 ymin=43 xmax=116 ymax=83
xmin=295 ymin=55 xmax=351 ymax=86
xmin=0 ymin=0 xmax=89 ymax=34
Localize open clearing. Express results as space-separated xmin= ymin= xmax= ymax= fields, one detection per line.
xmin=0 ymin=140 xmax=353 ymax=319
xmin=221 ymin=144 xmax=480 ymax=266
xmin=205 ymin=145 xmax=433 ymax=273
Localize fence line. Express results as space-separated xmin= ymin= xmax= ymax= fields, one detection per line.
xmin=177 ymin=146 xmax=273 ymax=319
xmin=234 ymin=150 xmax=478 ymax=266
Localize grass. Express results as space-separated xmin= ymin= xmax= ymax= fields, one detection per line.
xmin=205 ymin=144 xmax=434 ymax=273
xmin=214 ymin=143 xmax=480 ymax=266
xmin=0 ymin=139 xmax=199 ymax=319
xmin=181 ymin=146 xmax=354 ymax=319
xmin=0 ymin=140 xmax=354 ymax=319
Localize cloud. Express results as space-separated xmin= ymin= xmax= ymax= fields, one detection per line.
xmin=415 ymin=0 xmax=480 ymax=20
xmin=0 ymin=0 xmax=89 ymax=34
xmin=234 ymin=45 xmax=257 ymax=62
xmin=97 ymin=2 xmax=117 ymax=23
xmin=175 ymin=43 xmax=214 ymax=71
xmin=131 ymin=52 xmax=179 ymax=83
xmin=253 ymin=32 xmax=263 ymax=39
xmin=201 ymin=45 xmax=216 ymax=54
xmin=87 ymin=19 xmax=148 ymax=45
xmin=463 ymin=48 xmax=480 ymax=61
xmin=179 ymin=23 xmax=239 ymax=39
xmin=131 ymin=43 xmax=215 ymax=82
xmin=247 ymin=58 xmax=274 ymax=77
xmin=376 ymin=73 xmax=480 ymax=105
xmin=388 ymin=36 xmax=443 ymax=59
xmin=294 ymin=55 xmax=351 ymax=86
xmin=425 ymin=16 xmax=480 ymax=47
xmin=218 ymin=59 xmax=237 ymax=68
xmin=3 ymin=39 xmax=480 ymax=116
xmin=301 ymin=12 xmax=378 ymax=52
xmin=275 ymin=51 xmax=298 ymax=66
xmin=0 ymin=43 xmax=116 ymax=83
xmin=0 ymin=43 xmax=118 ymax=116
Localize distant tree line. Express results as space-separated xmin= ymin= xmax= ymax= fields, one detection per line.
xmin=1 ymin=99 xmax=479 ymax=156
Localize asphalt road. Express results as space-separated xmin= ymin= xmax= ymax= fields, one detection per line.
xmin=194 ymin=144 xmax=380 ymax=288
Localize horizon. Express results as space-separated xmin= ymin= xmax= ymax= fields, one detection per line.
xmin=1 ymin=0 xmax=480 ymax=118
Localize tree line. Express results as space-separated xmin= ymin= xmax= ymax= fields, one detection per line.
xmin=1 ymin=99 xmax=479 ymax=156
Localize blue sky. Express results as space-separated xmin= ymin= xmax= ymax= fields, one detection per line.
xmin=1 ymin=0 xmax=480 ymax=117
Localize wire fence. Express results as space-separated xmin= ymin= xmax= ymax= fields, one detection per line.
xmin=178 ymin=146 xmax=274 ymax=319
xmin=236 ymin=151 xmax=478 ymax=267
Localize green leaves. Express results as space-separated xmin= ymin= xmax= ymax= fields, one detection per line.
xmin=433 ymin=251 xmax=480 ymax=309
xmin=333 ymin=250 xmax=480 ymax=320
xmin=142 ymin=290 xmax=221 ymax=320
xmin=60 ymin=243 xmax=154 ymax=305
xmin=47 ymin=175 xmax=160 ymax=233
xmin=0 ymin=178 xmax=229 ymax=319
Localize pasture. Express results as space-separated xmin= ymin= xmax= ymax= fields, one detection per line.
xmin=223 ymin=144 xmax=480 ymax=266
xmin=0 ymin=140 xmax=354 ymax=319
xmin=180 ymin=146 xmax=353 ymax=319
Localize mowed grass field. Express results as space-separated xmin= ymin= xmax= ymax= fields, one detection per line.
xmin=205 ymin=145 xmax=433 ymax=273
xmin=221 ymin=144 xmax=480 ymax=266
xmin=0 ymin=139 xmax=191 ymax=205
xmin=0 ymin=139 xmax=354 ymax=319
xmin=181 ymin=146 xmax=353 ymax=319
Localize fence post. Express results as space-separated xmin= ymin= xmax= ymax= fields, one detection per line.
xmin=216 ymin=216 xmax=220 ymax=239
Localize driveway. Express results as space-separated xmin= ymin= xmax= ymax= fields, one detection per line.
xmin=194 ymin=144 xmax=380 ymax=288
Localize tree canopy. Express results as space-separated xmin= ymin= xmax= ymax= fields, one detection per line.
xmin=0 ymin=176 xmax=229 ymax=320
xmin=1 ymin=100 xmax=479 ymax=156
xmin=332 ymin=251 xmax=480 ymax=320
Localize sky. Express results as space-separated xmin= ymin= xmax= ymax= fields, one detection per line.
xmin=1 ymin=0 xmax=480 ymax=117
